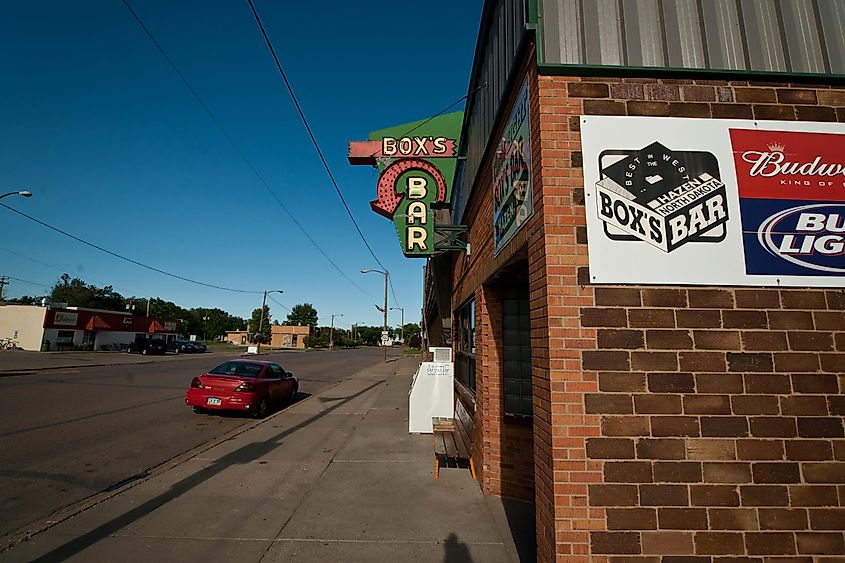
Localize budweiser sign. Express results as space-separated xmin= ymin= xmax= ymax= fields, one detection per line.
xmin=741 ymin=149 xmax=845 ymax=178
xmin=731 ymin=129 xmax=845 ymax=201
xmin=730 ymin=129 xmax=845 ymax=276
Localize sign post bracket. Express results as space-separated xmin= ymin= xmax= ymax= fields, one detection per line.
xmin=434 ymin=224 xmax=469 ymax=254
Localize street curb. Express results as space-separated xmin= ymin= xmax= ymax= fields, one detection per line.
xmin=0 ymin=355 xmax=415 ymax=553
xmin=0 ymin=350 xmax=243 ymax=377
xmin=0 ymin=361 xmax=157 ymax=377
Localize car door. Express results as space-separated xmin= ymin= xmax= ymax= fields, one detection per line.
xmin=266 ymin=364 xmax=285 ymax=401
xmin=273 ymin=364 xmax=293 ymax=400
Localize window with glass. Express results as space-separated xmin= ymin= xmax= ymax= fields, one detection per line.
xmin=455 ymin=298 xmax=476 ymax=393
xmin=502 ymin=285 xmax=532 ymax=417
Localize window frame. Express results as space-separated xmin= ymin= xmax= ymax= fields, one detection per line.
xmin=455 ymin=297 xmax=477 ymax=394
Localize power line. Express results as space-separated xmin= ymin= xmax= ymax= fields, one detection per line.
xmin=244 ymin=0 xmax=391 ymax=277
xmin=267 ymin=294 xmax=291 ymax=315
xmin=1 ymin=247 xmax=69 ymax=274
xmin=120 ymin=0 xmax=372 ymax=299
xmin=0 ymin=202 xmax=261 ymax=294
xmin=6 ymin=276 xmax=53 ymax=290
xmin=0 ymin=247 xmax=147 ymax=297
xmin=366 ymin=83 xmax=487 ymax=159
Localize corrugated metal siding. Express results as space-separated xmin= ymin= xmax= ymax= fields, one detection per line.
xmin=541 ymin=0 xmax=845 ymax=75
xmin=819 ymin=0 xmax=845 ymax=73
xmin=454 ymin=0 xmax=527 ymax=223
xmin=663 ymin=0 xmax=706 ymax=68
xmin=701 ymin=0 xmax=746 ymax=69
xmin=781 ymin=0 xmax=826 ymax=73
xmin=623 ymin=0 xmax=666 ymax=67
xmin=584 ymin=0 xmax=624 ymax=65
xmin=742 ymin=0 xmax=787 ymax=72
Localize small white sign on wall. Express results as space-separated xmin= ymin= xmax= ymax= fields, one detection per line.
xmin=54 ymin=312 xmax=78 ymax=326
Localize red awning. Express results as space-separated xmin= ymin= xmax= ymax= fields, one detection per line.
xmin=85 ymin=315 xmax=111 ymax=331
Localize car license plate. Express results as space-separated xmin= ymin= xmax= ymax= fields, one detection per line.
xmin=207 ymin=398 xmax=222 ymax=406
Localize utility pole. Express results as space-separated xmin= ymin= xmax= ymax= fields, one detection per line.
xmin=0 ymin=277 xmax=8 ymax=301
xmin=256 ymin=292 xmax=267 ymax=356
xmin=361 ymin=269 xmax=389 ymax=361
xmin=256 ymin=289 xmax=283 ymax=356
xmin=329 ymin=313 xmax=342 ymax=350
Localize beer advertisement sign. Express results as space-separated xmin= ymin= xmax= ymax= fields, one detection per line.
xmin=493 ymin=78 xmax=532 ymax=255
xmin=582 ymin=116 xmax=845 ymax=287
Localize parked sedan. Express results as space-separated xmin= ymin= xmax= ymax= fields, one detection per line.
xmin=168 ymin=340 xmax=206 ymax=353
xmin=185 ymin=360 xmax=298 ymax=418
xmin=128 ymin=338 xmax=167 ymax=355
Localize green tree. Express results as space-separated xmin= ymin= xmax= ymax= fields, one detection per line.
xmin=42 ymin=274 xmax=248 ymax=341
xmin=356 ymin=325 xmax=383 ymax=346
xmin=402 ymin=323 xmax=421 ymax=341
xmin=285 ymin=303 xmax=318 ymax=327
xmin=249 ymin=305 xmax=271 ymax=343
xmin=5 ymin=294 xmax=42 ymax=305
xmin=51 ymin=274 xmax=123 ymax=310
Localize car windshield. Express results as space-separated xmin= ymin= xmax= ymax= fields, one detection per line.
xmin=208 ymin=362 xmax=263 ymax=378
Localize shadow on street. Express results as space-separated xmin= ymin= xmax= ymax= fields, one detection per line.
xmin=27 ymin=380 xmax=384 ymax=563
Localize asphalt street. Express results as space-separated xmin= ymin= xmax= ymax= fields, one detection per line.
xmin=0 ymin=347 xmax=398 ymax=542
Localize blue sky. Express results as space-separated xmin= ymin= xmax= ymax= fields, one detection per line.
xmin=0 ymin=1 xmax=482 ymax=329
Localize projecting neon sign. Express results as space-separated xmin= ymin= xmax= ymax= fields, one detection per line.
xmin=348 ymin=125 xmax=461 ymax=257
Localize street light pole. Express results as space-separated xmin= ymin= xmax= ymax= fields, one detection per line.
xmin=391 ymin=307 xmax=405 ymax=344
xmin=361 ymin=269 xmax=388 ymax=361
xmin=0 ymin=190 xmax=32 ymax=200
xmin=256 ymin=289 xmax=283 ymax=356
xmin=329 ymin=313 xmax=343 ymax=350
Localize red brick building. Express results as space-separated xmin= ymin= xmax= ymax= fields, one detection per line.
xmin=423 ymin=1 xmax=845 ymax=561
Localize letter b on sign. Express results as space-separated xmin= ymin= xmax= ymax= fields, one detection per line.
xmin=407 ymin=176 xmax=427 ymax=198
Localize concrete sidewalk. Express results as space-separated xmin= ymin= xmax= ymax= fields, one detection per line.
xmin=0 ymin=356 xmax=533 ymax=562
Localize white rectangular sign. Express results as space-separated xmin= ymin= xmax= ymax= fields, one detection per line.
xmin=54 ymin=312 xmax=78 ymax=326
xmin=582 ymin=116 xmax=845 ymax=287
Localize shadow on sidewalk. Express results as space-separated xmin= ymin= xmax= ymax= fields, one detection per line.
xmin=501 ymin=498 xmax=536 ymax=562
xmin=26 ymin=379 xmax=385 ymax=563
xmin=443 ymin=532 xmax=474 ymax=562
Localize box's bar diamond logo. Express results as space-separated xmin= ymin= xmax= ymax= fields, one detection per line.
xmin=596 ymin=142 xmax=729 ymax=253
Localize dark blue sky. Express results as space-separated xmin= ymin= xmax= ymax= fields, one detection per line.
xmin=0 ymin=1 xmax=482 ymax=328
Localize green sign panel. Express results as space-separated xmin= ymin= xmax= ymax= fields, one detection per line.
xmin=349 ymin=112 xmax=463 ymax=257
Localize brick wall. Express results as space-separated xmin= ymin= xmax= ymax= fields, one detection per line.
xmin=450 ymin=56 xmax=541 ymax=504
xmin=535 ymin=73 xmax=845 ymax=562
xmin=584 ymin=287 xmax=844 ymax=560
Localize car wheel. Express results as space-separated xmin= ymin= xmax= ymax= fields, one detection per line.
xmin=175 ymin=347 xmax=180 ymax=354
xmin=253 ymin=396 xmax=270 ymax=419
xmin=141 ymin=348 xmax=148 ymax=355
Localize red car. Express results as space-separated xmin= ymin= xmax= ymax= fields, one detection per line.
xmin=185 ymin=360 xmax=298 ymax=418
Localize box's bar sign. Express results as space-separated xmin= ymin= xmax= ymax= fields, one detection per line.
xmin=596 ymin=172 xmax=729 ymax=253
xmin=347 ymin=112 xmax=463 ymax=258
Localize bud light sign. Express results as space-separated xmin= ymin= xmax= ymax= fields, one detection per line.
xmin=731 ymin=129 xmax=845 ymax=276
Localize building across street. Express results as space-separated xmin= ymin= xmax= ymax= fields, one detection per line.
xmin=0 ymin=303 xmax=181 ymax=351
xmin=225 ymin=324 xmax=310 ymax=349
